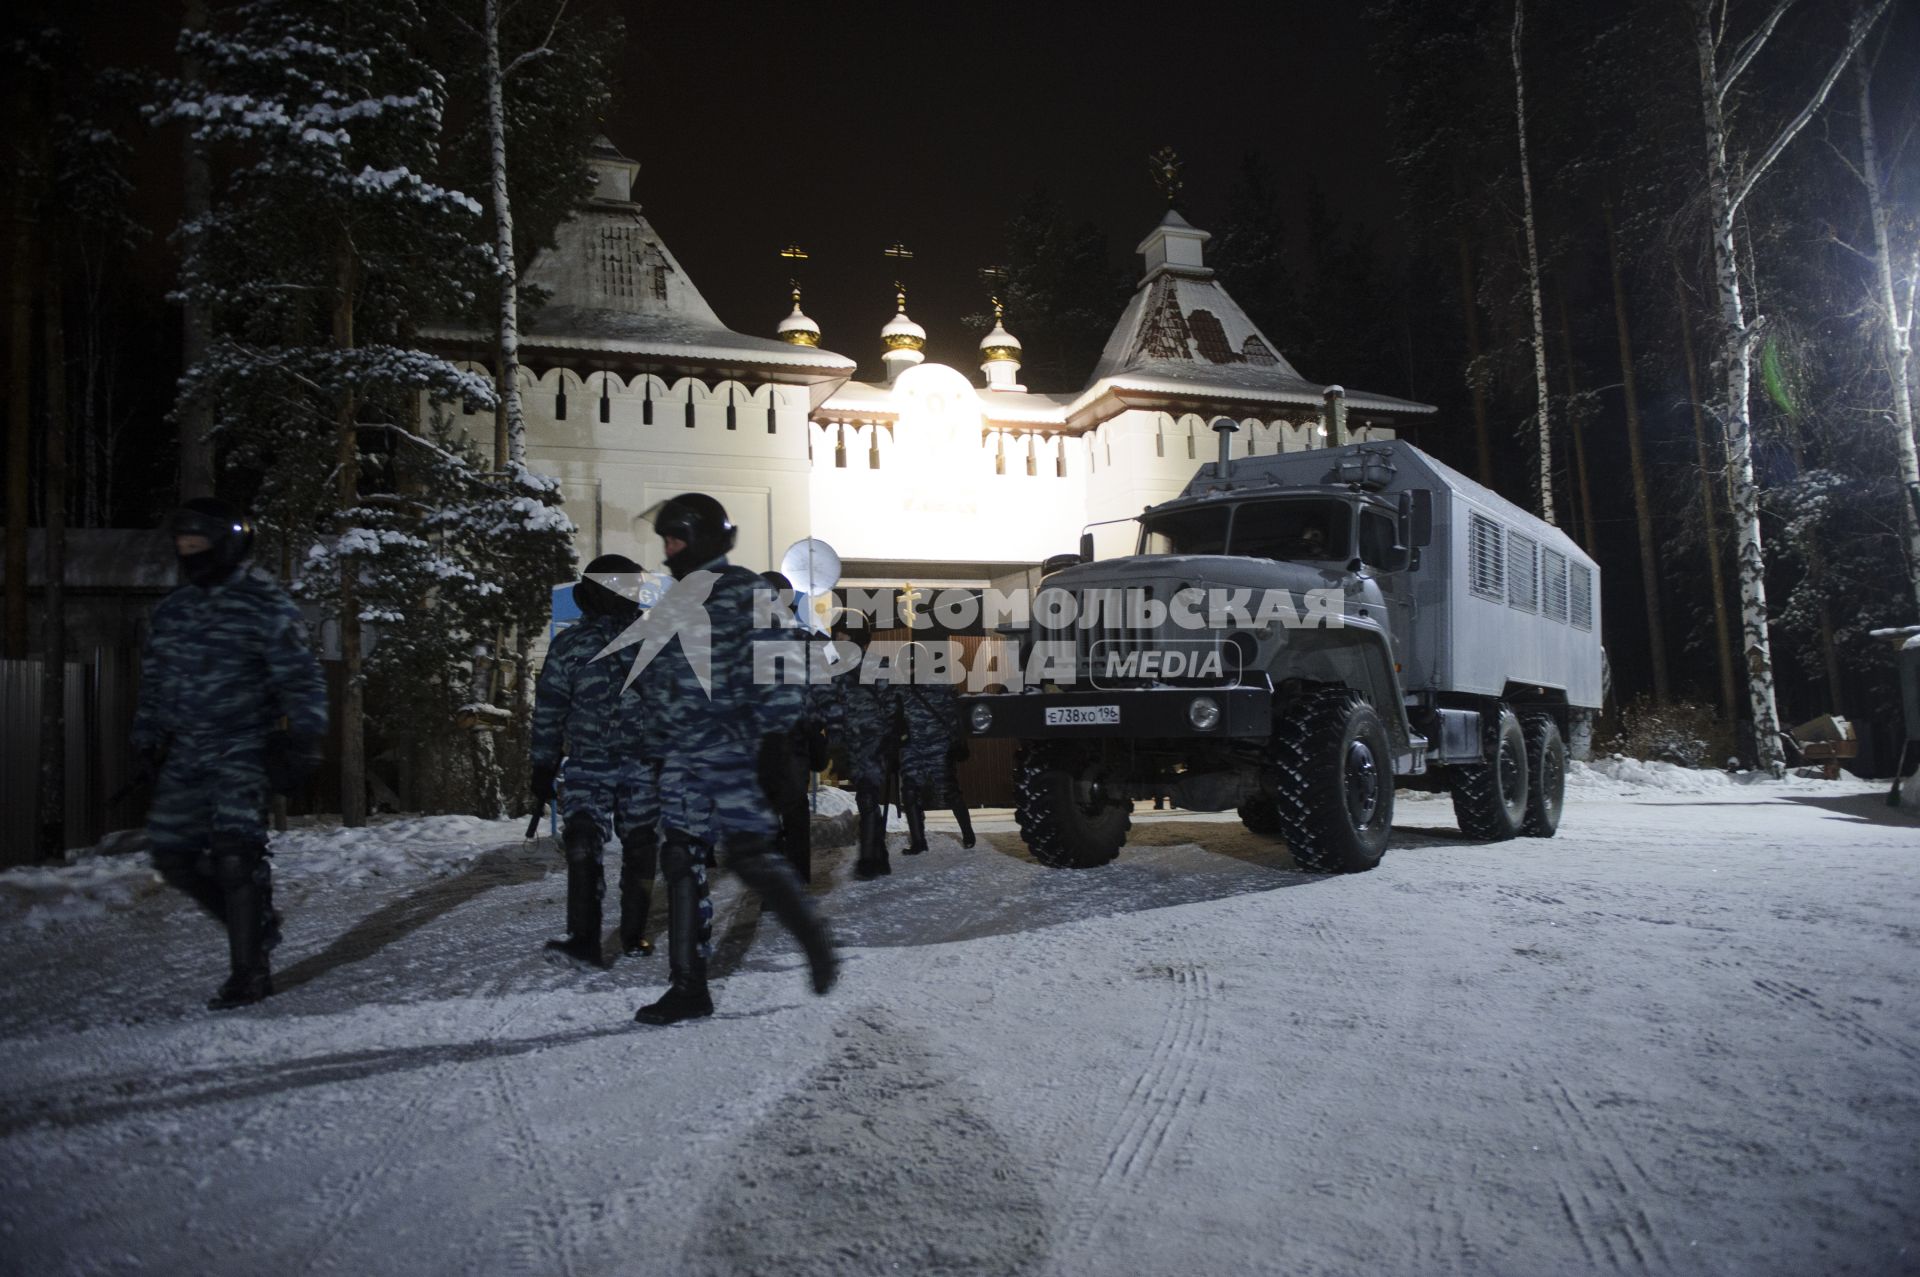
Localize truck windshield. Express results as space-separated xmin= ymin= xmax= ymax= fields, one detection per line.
xmin=1138 ymin=497 xmax=1352 ymax=561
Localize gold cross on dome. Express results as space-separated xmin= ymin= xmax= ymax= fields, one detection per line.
xmin=779 ymin=242 xmax=808 ymax=260
xmin=900 ymin=581 xmax=925 ymax=625
xmin=1149 ymin=145 xmax=1183 ymax=205
xmin=883 ymin=242 xmax=914 ymax=261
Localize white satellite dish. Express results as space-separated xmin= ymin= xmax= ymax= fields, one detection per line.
xmin=778 ymin=538 xmax=842 ymax=634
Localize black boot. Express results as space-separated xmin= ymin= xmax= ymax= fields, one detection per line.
xmin=619 ymin=829 xmax=657 ymax=956
xmin=636 ymin=838 xmax=712 ymax=1024
xmin=953 ymin=800 xmax=976 ymax=850
xmin=208 ymin=838 xmax=272 ymax=1010
xmin=904 ymin=792 xmax=928 ymax=855
xmin=727 ymin=835 xmax=838 ymax=996
xmin=853 ymin=793 xmax=890 ymax=880
xmin=546 ymin=820 xmax=607 ymax=969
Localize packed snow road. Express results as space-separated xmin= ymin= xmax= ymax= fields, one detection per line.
xmin=1 ymin=765 xmax=1916 ymax=1276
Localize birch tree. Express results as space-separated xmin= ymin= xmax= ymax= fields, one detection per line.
xmin=1688 ymin=0 xmax=1889 ymax=774
xmin=1843 ymin=26 xmax=1920 ymax=614
xmin=1511 ymin=0 xmax=1554 ymax=523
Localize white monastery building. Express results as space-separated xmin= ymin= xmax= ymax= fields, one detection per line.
xmin=423 ymin=139 xmax=1434 ymax=597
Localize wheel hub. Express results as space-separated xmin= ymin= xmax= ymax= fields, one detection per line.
xmin=1345 ymin=740 xmax=1381 ymax=827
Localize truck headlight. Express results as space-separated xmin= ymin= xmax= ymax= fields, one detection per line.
xmin=969 ymin=703 xmax=994 ymax=734
xmin=1187 ymin=695 xmax=1221 ymax=731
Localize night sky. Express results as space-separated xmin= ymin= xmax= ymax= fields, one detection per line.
xmin=610 ymin=1 xmax=1398 ymax=382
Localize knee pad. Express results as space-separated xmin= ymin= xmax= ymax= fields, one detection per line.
xmin=151 ymin=846 xmax=203 ymax=882
xmin=211 ymin=846 xmax=263 ymax=889
xmin=660 ymin=833 xmax=701 ymax=881
xmin=562 ymin=816 xmax=603 ymax=865
xmin=855 ymin=786 xmax=881 ymax=814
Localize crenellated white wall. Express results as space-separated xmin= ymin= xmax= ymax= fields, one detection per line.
xmin=433 ymin=361 xmax=1399 ymax=579
xmin=437 ymin=363 xmax=816 ymax=573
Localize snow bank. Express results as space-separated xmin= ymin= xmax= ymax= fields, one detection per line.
xmin=1568 ymin=756 xmax=1879 ymax=798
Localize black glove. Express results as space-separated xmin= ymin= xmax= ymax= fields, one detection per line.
xmin=806 ymin=723 xmax=831 ymax=773
xmin=531 ymin=762 xmax=559 ymax=804
xmin=264 ymin=730 xmax=323 ymax=795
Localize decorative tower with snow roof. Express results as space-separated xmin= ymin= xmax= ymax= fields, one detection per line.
xmin=978 ymin=298 xmax=1024 ymax=391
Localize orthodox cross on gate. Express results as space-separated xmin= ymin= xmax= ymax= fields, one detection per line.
xmin=1149 ymin=145 xmax=1183 ymax=206
xmin=979 ymin=265 xmax=1009 ymax=317
xmin=883 ymin=241 xmax=914 ymax=262
xmin=899 ymin=581 xmax=925 ymax=627
xmin=779 ymin=242 xmax=809 ymax=261
xmin=780 ymin=242 xmax=808 ymax=301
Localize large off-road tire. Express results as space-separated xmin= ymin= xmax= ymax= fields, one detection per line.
xmin=1271 ymin=687 xmax=1394 ymax=874
xmin=1519 ymin=712 xmax=1566 ymax=837
xmin=1237 ymin=794 xmax=1284 ymax=837
xmin=1450 ymin=704 xmax=1529 ymax=841
xmin=1013 ymin=742 xmax=1131 ymax=869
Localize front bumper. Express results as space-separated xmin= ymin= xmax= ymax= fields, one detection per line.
xmin=960 ymin=686 xmax=1274 ymax=741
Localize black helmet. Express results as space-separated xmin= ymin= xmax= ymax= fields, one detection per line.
xmin=575 ymin=553 xmax=643 ymax=623
xmin=653 ymin=493 xmax=736 ymax=579
xmin=170 ymin=497 xmax=254 ymax=587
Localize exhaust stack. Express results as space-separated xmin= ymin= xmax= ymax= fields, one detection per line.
xmin=1210 ymin=417 xmax=1240 ymax=484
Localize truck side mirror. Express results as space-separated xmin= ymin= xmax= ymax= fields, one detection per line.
xmin=1078 ymin=531 xmax=1095 ymax=562
xmin=1399 ymin=490 xmax=1434 ymax=548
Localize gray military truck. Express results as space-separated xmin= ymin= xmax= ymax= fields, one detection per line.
xmin=959 ymin=436 xmax=1603 ymax=872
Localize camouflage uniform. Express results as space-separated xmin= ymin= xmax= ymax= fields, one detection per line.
xmin=531 ymin=600 xmax=662 ymax=961
xmin=834 ymin=675 xmax=900 ymax=875
xmin=898 ymin=679 xmax=963 ymax=853
xmin=633 ymin=552 xmax=833 ymax=1022
xmin=132 ymin=565 xmax=327 ymax=1001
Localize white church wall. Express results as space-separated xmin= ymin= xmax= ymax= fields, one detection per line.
xmin=436 ymin=365 xmax=816 ymax=577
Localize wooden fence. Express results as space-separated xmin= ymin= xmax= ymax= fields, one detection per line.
xmin=1 ymin=650 xmax=144 ymax=865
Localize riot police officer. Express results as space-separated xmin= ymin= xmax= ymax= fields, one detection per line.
xmin=132 ymin=499 xmax=328 ymax=1009
xmin=530 ymin=554 xmax=661 ymax=968
xmin=633 ymin=494 xmax=837 ymax=1025
xmin=830 ymin=618 xmax=898 ymax=879
xmin=897 ymin=643 xmax=964 ymax=854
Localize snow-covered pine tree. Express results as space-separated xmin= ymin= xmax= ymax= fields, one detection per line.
xmin=153 ymin=0 xmax=499 ymax=823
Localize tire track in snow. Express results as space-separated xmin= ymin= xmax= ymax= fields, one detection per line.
xmin=1751 ymin=978 xmax=1918 ymax=1062
xmin=1050 ymin=950 xmax=1216 ymax=1266
xmin=291 ymin=994 xmax=539 ymax=1276
xmin=480 ymin=1038 xmax=585 ymax=1277
xmin=1534 ymin=1078 xmax=1669 ymax=1271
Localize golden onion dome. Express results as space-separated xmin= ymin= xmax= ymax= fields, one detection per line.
xmin=776 ymin=288 xmax=821 ymax=347
xmin=881 ymin=289 xmax=927 ymax=352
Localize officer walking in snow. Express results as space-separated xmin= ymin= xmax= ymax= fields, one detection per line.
xmin=897 ymin=644 xmax=969 ymax=853
xmin=829 ymin=617 xmax=900 ymax=879
xmin=756 ymin=570 xmax=828 ymax=883
xmin=631 ymin=494 xmax=837 ymax=1025
xmin=132 ymin=499 xmax=328 ymax=1009
xmin=530 ymin=554 xmax=661 ymax=968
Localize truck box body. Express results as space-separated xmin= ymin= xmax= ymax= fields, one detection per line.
xmin=1182 ymin=439 xmax=1603 ymax=710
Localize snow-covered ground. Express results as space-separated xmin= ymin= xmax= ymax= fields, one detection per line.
xmin=2 ymin=763 xmax=1916 ymax=1276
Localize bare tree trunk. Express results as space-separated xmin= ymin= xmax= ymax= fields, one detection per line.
xmin=1456 ymin=227 xmax=1495 ymax=486
xmin=1605 ymin=202 xmax=1669 ymax=699
xmin=483 ymin=0 xmax=526 ymax=469
xmin=1853 ymin=38 xmax=1920 ymax=615
xmin=1553 ymin=288 xmax=1598 ymax=554
xmin=177 ymin=0 xmax=216 ymax=501
xmin=1689 ymin=0 xmax=1886 ymax=773
xmin=334 ymin=244 xmax=366 ymax=827
xmin=6 ymin=103 xmax=35 ymax=660
xmin=1511 ymin=0 xmax=1554 ymax=523
xmin=1676 ymin=272 xmax=1740 ymax=722
xmin=38 ymin=247 xmax=67 ymax=861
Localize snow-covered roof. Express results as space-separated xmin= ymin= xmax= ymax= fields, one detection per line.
xmin=817 ymin=376 xmax=1072 ymax=426
xmin=1074 ymin=211 xmax=1434 ymax=422
xmin=422 ymin=151 xmax=853 ymax=379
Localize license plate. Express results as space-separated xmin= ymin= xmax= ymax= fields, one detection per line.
xmin=1046 ymin=705 xmax=1120 ymax=726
